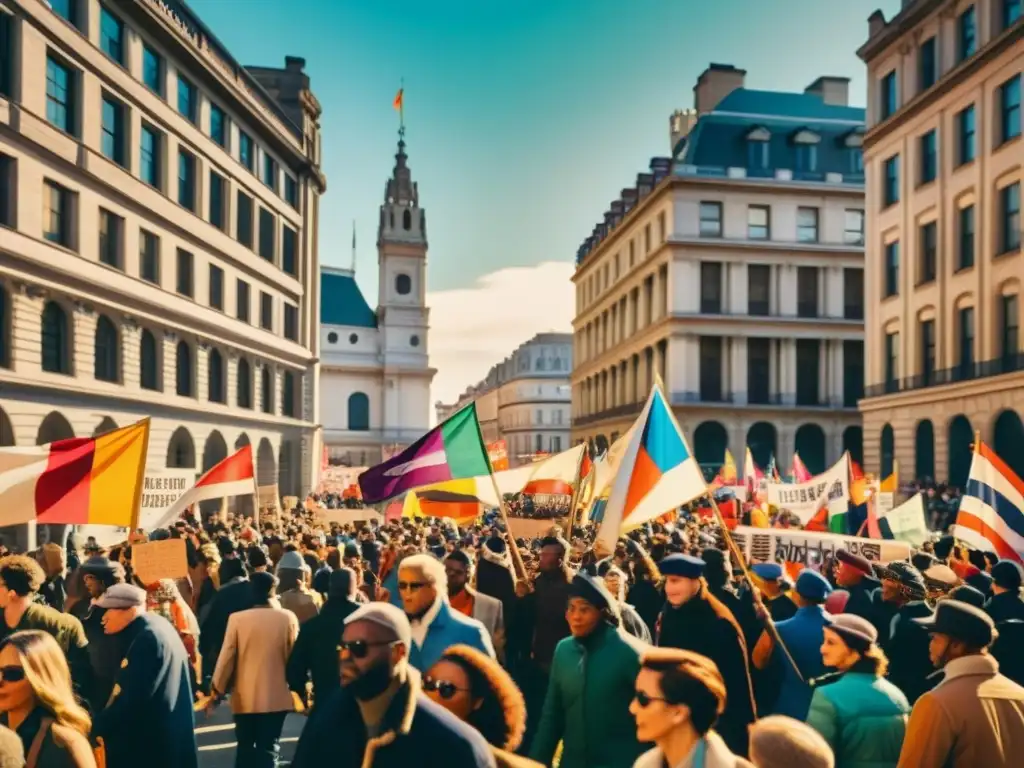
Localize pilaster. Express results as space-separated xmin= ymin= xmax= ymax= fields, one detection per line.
xmin=121 ymin=315 xmax=142 ymax=389
xmin=72 ymin=300 xmax=96 ymax=379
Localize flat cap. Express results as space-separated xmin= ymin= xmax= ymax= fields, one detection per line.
xmin=795 ymin=569 xmax=832 ymax=602
xmin=914 ymin=599 xmax=996 ymax=648
xmin=835 ymin=549 xmax=873 ymax=575
xmin=660 ymin=553 xmax=705 ymax=579
xmin=95 ymin=583 xmax=147 ymax=610
xmin=344 ymin=602 xmax=412 ymax=651
xmin=924 ymin=563 xmax=959 ymax=588
xmin=751 ymin=562 xmax=784 ymax=581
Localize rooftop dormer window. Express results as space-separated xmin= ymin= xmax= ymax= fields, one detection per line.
xmin=746 ymin=126 xmax=770 ymax=172
xmin=841 ymin=129 xmax=864 ymax=174
xmin=792 ymin=128 xmax=820 ymax=173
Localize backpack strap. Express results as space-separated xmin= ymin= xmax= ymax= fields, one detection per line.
xmin=26 ymin=716 xmax=54 ymax=768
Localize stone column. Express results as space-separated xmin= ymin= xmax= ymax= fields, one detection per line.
xmin=818 ymin=341 xmax=829 ymax=405
xmin=72 ymin=301 xmax=96 ymax=380
xmin=732 ymin=337 xmax=748 ymax=404
xmin=162 ymin=330 xmax=178 ymax=395
xmin=196 ymin=341 xmax=211 ymax=403
xmin=10 ymin=282 xmax=46 ymax=372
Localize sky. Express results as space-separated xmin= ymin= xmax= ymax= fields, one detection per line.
xmin=188 ymin=0 xmax=902 ymax=406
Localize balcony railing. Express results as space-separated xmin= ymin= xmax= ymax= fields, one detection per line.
xmin=863 ymin=353 xmax=1024 ymax=399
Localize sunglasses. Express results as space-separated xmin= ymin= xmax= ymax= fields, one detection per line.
xmin=0 ymin=666 xmax=26 ymax=684
xmin=337 ymin=640 xmax=395 ymax=659
xmin=423 ymin=677 xmax=469 ymax=700
xmin=397 ymin=581 xmax=427 ymax=591
xmin=633 ymin=691 xmax=671 ymax=708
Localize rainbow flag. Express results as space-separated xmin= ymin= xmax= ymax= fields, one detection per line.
xmin=0 ymin=419 xmax=150 ymax=527
xmin=358 ymin=404 xmax=490 ymax=503
xmin=597 ymin=381 xmax=706 ymax=548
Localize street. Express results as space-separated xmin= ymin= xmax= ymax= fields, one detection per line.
xmin=195 ymin=705 xmax=306 ymax=767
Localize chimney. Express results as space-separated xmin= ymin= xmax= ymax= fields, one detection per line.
xmin=604 ymin=211 xmax=616 ymax=231
xmin=596 ymin=223 xmax=608 ymax=241
xmin=867 ymin=10 xmax=887 ymax=37
xmin=650 ymin=157 xmax=672 ymax=182
xmin=636 ymin=173 xmax=654 ymax=198
xmin=805 ymin=76 xmax=850 ymax=106
xmin=693 ymin=63 xmax=746 ymax=115
xmin=285 ymin=56 xmax=306 ymax=73
xmin=610 ymin=200 xmax=625 ymax=224
xmin=622 ymin=188 xmax=639 ymax=212
xmin=670 ymin=109 xmax=698 ymax=150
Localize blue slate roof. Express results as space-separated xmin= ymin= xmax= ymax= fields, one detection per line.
xmin=715 ymin=88 xmax=865 ymax=123
xmin=320 ymin=270 xmax=378 ymax=328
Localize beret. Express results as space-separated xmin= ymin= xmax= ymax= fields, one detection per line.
xmin=95 ymin=583 xmax=147 ymax=609
xmin=835 ymin=549 xmax=873 ymax=575
xmin=660 ymin=553 xmax=705 ymax=579
xmin=827 ymin=613 xmax=878 ymax=651
xmin=569 ymin=573 xmax=614 ymax=614
xmin=751 ymin=562 xmax=783 ymax=581
xmin=795 ymin=569 xmax=832 ymax=601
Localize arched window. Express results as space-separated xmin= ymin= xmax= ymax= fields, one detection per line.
xmin=207 ymin=349 xmax=224 ymax=403
xmin=880 ymin=423 xmax=895 ymax=478
xmin=282 ymin=371 xmax=296 ymax=418
xmin=261 ymin=367 xmax=273 ymax=413
xmin=41 ymin=301 xmax=70 ymax=374
xmin=176 ymin=341 xmax=192 ymax=397
xmin=402 ymin=209 xmax=411 ymax=230
xmin=395 ymin=273 xmax=412 ymax=295
xmin=237 ymin=358 xmax=252 ymax=409
xmin=140 ymin=329 xmax=159 ymax=391
xmin=166 ymin=427 xmax=196 ymax=468
xmin=0 ymin=284 xmax=9 ymax=368
xmin=94 ymin=315 xmax=119 ymax=382
xmin=348 ymin=392 xmax=369 ymax=431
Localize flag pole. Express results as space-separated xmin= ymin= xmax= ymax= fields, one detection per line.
xmin=565 ymin=445 xmax=587 ymax=537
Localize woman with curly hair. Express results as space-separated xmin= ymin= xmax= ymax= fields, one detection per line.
xmin=424 ymin=644 xmax=542 ymax=768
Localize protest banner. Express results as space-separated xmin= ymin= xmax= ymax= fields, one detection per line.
xmin=138 ymin=470 xmax=196 ymax=530
xmin=728 ymin=525 xmax=912 ymax=571
xmin=132 ymin=538 xmax=189 ymax=586
xmin=767 ymin=454 xmax=850 ymax=524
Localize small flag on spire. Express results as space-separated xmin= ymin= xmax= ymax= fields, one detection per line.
xmin=392 ymin=88 xmax=404 ymax=111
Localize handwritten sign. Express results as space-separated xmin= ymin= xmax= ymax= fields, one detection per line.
xmin=767 ymin=455 xmax=850 ymax=524
xmin=138 ymin=470 xmax=196 ymax=530
xmin=728 ymin=525 xmax=911 ymax=570
xmin=132 ymin=539 xmax=188 ymax=586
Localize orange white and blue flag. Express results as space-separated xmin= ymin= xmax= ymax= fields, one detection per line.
xmin=954 ymin=441 xmax=1024 ymax=563
xmin=596 ymin=381 xmax=706 ymax=549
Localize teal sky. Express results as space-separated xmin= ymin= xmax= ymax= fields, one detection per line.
xmin=189 ymin=0 xmax=900 ymax=303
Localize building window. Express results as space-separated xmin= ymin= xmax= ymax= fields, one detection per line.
xmin=209 ymin=264 xmax=223 ymax=310
xmin=284 ymin=304 xmax=298 ymax=341
xmin=1005 ymin=0 xmax=1022 ymax=27
xmin=747 ymin=205 xmax=769 ymax=239
xmin=698 ymin=337 xmax=723 ymax=401
xmin=957 ymin=105 xmax=976 ymax=165
xmin=395 ymin=273 xmax=412 ymax=295
xmin=239 ymin=131 xmax=254 ymax=172
xmin=658 ymin=211 xmax=667 ymax=243
xmin=884 ymin=241 xmax=899 ymax=298
xmin=282 ymin=225 xmax=297 ymax=276
xmin=1000 ymin=182 xmax=1021 ymax=254
xmin=177 ymin=150 xmax=196 ymax=212
xmin=282 ymin=372 xmax=296 ymax=418
xmin=849 ymin=148 xmax=864 ymax=174
xmin=919 ymin=221 xmax=937 ymax=284
xmin=1002 ymin=294 xmax=1019 ymax=363
xmin=958 ymin=206 xmax=975 ymax=270
xmin=100 ymin=93 xmax=125 ymax=166
xmin=42 ymin=180 xmax=72 ymax=247
xmin=140 ymin=329 xmax=159 ymax=391
xmin=747 ymin=338 xmax=770 ymax=403
xmin=140 ymin=124 xmax=161 ymax=188
xmin=177 ymin=74 xmax=196 ymax=123
xmin=99 ymin=7 xmax=124 ymax=64
xmin=236 ymin=280 xmax=250 ymax=323
xmin=41 ymin=301 xmax=70 ymax=375
xmin=207 ymin=349 xmax=224 ymax=403
xmin=919 ymin=36 xmax=937 ymax=90
xmin=262 ymin=153 xmax=277 ymax=192
xmin=883 ymin=154 xmax=899 ymax=207
xmin=94 ymin=315 xmax=119 ymax=383
xmin=45 ymin=55 xmax=75 ymax=135
xmin=261 ymin=367 xmax=272 ymax=413
xmin=884 ymin=331 xmax=899 ymax=390
xmin=0 ymin=154 xmax=12 ymax=228
xmin=844 ymin=209 xmax=865 ymax=245
xmin=260 ymin=292 xmax=273 ymax=330
xmin=795 ymin=144 xmax=817 ymax=173
xmin=844 ymin=267 xmax=864 ymax=320
xmin=797 ymin=266 xmax=818 ymax=318
xmin=176 ymin=248 xmax=193 ymax=298
xmin=843 ymin=340 xmax=864 ymax=406
xmin=98 ymin=209 xmax=122 ymax=269
xmin=747 ymin=139 xmax=768 ymax=171
xmin=920 ymin=319 xmax=936 ymax=384
xmin=958 ymin=307 xmax=975 ymax=373
xmin=139 ymin=230 xmax=159 ymax=284
xmin=175 ymin=341 xmax=192 ymax=397
xmin=999 ymin=75 xmax=1021 ymax=145
xmin=48 ymin=0 xmax=76 ymax=25
xmin=285 ymin=175 xmax=298 ymax=208
xmin=0 ymin=13 xmax=12 ymax=99
xmin=699 ymin=262 xmax=722 ymax=314
xmin=258 ymin=208 xmax=276 ymax=261
xmin=796 ymin=207 xmax=818 ymax=243
xmin=958 ymin=6 xmax=977 ymax=61
xmin=919 ymin=130 xmax=937 ymax=185
xmin=209 ymin=171 xmax=225 ymax=230
xmin=237 ymin=358 xmax=252 ymax=408
xmin=209 ymin=103 xmax=227 ymax=147
xmin=748 ymin=264 xmax=770 ymax=315
xmin=236 ymin=191 xmax=253 ymax=248
xmin=142 ymin=45 xmax=163 ymax=96
xmin=880 ymin=70 xmax=897 ymax=120
xmin=699 ymin=202 xmax=722 ymax=237
xmin=795 ymin=339 xmax=820 ymax=405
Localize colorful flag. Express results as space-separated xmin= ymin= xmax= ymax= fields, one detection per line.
xmin=953 ymin=441 xmax=1024 ymax=563
xmin=744 ymin=448 xmax=764 ymax=491
xmin=597 ymin=383 xmax=706 ymax=548
xmin=358 ymin=404 xmax=490 ymax=503
xmin=716 ymin=449 xmax=738 ymax=485
xmin=0 ymin=419 xmax=149 ymax=527
xmin=393 ymin=88 xmax=404 ymax=111
xmin=148 ymin=445 xmax=256 ymax=530
xmin=790 ymin=453 xmax=813 ymax=483
xmin=878 ymin=493 xmax=930 ymax=547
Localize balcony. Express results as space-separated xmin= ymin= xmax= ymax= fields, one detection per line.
xmin=863 ymin=353 xmax=1024 ymax=400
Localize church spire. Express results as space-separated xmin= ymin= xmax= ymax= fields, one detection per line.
xmin=384 ymin=132 xmax=418 ymax=207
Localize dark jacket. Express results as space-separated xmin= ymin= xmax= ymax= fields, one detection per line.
xmin=92 ymin=614 xmax=198 ymax=768
xmin=72 ymin=602 xmax=124 ymax=709
xmin=198 ymin=577 xmax=255 ymax=683
xmin=286 ymin=595 xmax=361 ymax=708
xmin=290 ymin=669 xmax=496 ymax=768
xmin=985 ymin=591 xmax=1024 ymax=624
xmin=6 ymin=707 xmax=95 ymax=768
xmin=518 ymin=569 xmax=571 ymax=672
xmin=885 ymin=601 xmax=936 ymax=705
xmin=844 ymin=576 xmax=880 ymax=626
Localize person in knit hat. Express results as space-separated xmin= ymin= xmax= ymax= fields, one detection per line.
xmin=276 ymin=549 xmax=322 ymax=624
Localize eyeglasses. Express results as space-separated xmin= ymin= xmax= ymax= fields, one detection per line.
xmin=337 ymin=640 xmax=395 ymax=659
xmin=423 ymin=677 xmax=469 ymax=700
xmin=633 ymin=691 xmax=671 ymax=708
xmin=397 ymin=581 xmax=427 ymax=592
xmin=0 ymin=666 xmax=26 ymax=684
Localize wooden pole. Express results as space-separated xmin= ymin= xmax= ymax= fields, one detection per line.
xmin=565 ymin=446 xmax=588 ymax=536
xmin=486 ymin=470 xmax=528 ymax=582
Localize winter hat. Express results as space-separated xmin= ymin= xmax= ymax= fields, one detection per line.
xmin=569 ymin=573 xmax=614 ymax=614
xmin=345 ymin=602 xmax=412 ymax=650
xmin=81 ymin=555 xmax=125 ymax=579
xmin=276 ymin=550 xmax=310 ymax=573
xmin=96 ymin=583 xmax=147 ymax=609
xmin=484 ymin=536 xmax=507 ymax=555
xmin=827 ymin=613 xmax=877 ymax=653
xmin=992 ymin=560 xmax=1024 ymax=590
xmin=329 ymin=568 xmax=356 ymax=600
xmin=795 ymin=569 xmax=832 ymax=603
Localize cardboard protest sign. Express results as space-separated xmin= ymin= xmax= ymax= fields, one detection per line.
xmin=132 ymin=539 xmax=188 ymax=586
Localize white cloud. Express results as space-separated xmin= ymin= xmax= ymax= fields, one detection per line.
xmin=427 ymin=261 xmax=575 ymax=407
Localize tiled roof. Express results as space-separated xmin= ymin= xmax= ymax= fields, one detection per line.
xmin=715 ymin=88 xmax=865 ymax=123
xmin=320 ymin=270 xmax=378 ymax=328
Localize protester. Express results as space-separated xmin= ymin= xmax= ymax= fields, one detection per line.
xmin=748 ymin=716 xmax=834 ymax=768
xmin=445 ymin=551 xmax=506 ymax=659
xmin=986 ymin=560 xmax=1024 ymax=622
xmin=0 ymin=631 xmax=96 ymax=767
xmin=275 ymin=550 xmax=322 ymax=624
xmin=833 ymin=551 xmax=879 ymax=627
xmin=603 ymin=565 xmax=652 ymax=643
xmin=68 ymin=556 xmax=124 ymax=708
xmin=197 ymin=554 xmax=255 ymax=687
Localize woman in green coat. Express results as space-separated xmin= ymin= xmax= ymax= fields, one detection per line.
xmin=806 ymin=614 xmax=910 ymax=768
xmin=530 ymin=573 xmax=649 ymax=768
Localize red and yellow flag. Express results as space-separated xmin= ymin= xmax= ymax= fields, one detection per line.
xmin=393 ymin=88 xmax=404 ymax=111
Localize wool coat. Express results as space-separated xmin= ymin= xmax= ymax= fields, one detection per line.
xmin=212 ymin=603 xmax=298 ymax=714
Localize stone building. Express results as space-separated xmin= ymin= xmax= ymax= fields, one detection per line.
xmin=857 ymin=0 xmax=1022 ymax=484
xmin=0 ymin=0 xmax=326 ymax=538
xmin=571 ymin=63 xmax=867 ymax=476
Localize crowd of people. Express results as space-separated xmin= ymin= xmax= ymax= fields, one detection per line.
xmin=0 ymin=493 xmax=1019 ymax=768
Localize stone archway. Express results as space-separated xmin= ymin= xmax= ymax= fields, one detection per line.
xmin=915 ymin=420 xmax=936 ymax=482
xmin=279 ymin=439 xmax=297 ymax=497
xmin=693 ymin=421 xmax=729 ymax=473
xmin=842 ymin=426 xmax=863 ymax=465
xmin=0 ymin=407 xmax=17 ymax=550
xmin=233 ymin=433 xmax=253 ymax=518
xmin=36 ymin=412 xmax=74 ymax=445
xmin=947 ymin=415 xmax=973 ymax=489
xmin=257 ymin=437 xmax=277 ymax=487
xmin=746 ymin=422 xmax=777 ymax=472
xmin=201 ymin=431 xmax=229 ymax=517
xmin=166 ymin=427 xmax=196 ymax=469
xmin=993 ymin=410 xmax=1024 ymax=481
xmin=93 ymin=417 xmax=118 ymax=437
xmin=794 ymin=423 xmax=827 ymax=475
xmin=880 ymin=424 xmax=894 ymax=478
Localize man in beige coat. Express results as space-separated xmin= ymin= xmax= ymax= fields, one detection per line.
xmin=211 ymin=571 xmax=299 ymax=768
xmin=898 ymin=599 xmax=1024 ymax=767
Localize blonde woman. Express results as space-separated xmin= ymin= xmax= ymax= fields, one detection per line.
xmin=0 ymin=631 xmax=96 ymax=767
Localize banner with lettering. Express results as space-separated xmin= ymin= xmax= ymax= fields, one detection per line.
xmin=767 ymin=454 xmax=850 ymax=524
xmin=728 ymin=525 xmax=912 ymax=572
xmin=138 ymin=470 xmax=196 ymax=529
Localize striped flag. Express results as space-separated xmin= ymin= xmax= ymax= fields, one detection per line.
xmin=0 ymin=419 xmax=149 ymax=527
xmin=953 ymin=441 xmax=1024 ymax=563
xmin=148 ymin=445 xmax=256 ymax=530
